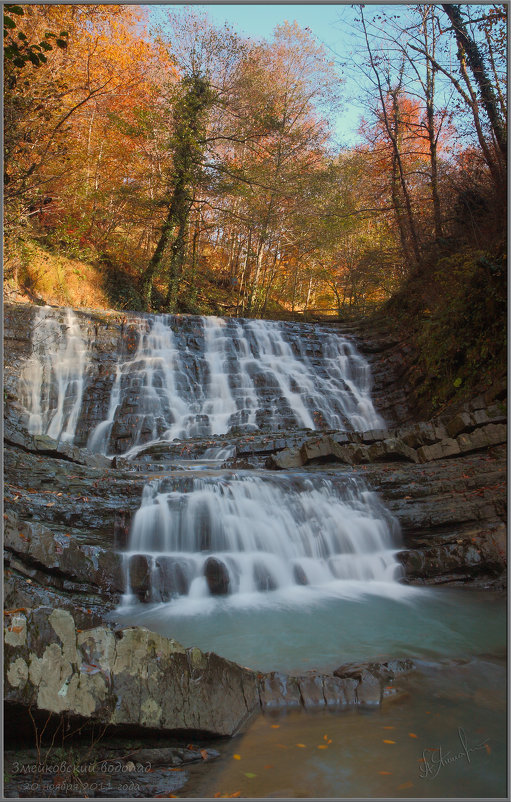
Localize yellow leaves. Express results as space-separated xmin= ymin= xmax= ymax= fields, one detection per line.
xmin=233 ymin=754 xmax=241 ymax=760
xmin=408 ymin=733 xmax=418 ymax=739
xmin=270 ymin=724 xmax=280 ymax=728
xmin=382 ymin=740 xmax=396 ymax=744
xmin=296 ymin=743 xmax=306 ymax=748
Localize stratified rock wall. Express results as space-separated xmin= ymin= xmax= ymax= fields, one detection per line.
xmin=4 ymin=607 xmax=414 ymax=737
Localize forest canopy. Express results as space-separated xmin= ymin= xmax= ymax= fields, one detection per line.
xmin=3 ymin=3 xmax=507 ymax=327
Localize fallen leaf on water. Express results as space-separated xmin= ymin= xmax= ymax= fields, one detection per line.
xmin=214 ymin=794 xmax=221 ymax=799
xmin=408 ymin=733 xmax=418 ymax=739
xmin=485 ymin=744 xmax=491 ymax=755
xmin=263 ymin=764 xmax=274 ymax=770
xmin=383 ymin=740 xmax=396 ymax=744
xmin=378 ymin=771 xmax=392 ymax=775
xmin=244 ymin=772 xmax=256 ymax=778
xmin=233 ymin=754 xmax=241 ymax=760
xmin=271 ymin=724 xmax=280 ymax=729
xmin=230 ymin=792 xmax=241 ymax=798
xmin=200 ymin=749 xmax=209 ymax=760
xmin=296 ymin=744 xmax=306 ymax=748
xmin=323 ymin=734 xmax=329 ymax=741
xmin=382 ymin=726 xmax=395 ymax=730
xmin=317 ymin=745 xmax=328 ymax=750
xmin=397 ymin=782 xmax=413 ymax=790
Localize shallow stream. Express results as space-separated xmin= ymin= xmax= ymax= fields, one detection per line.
xmin=183 ymin=653 xmax=506 ymax=798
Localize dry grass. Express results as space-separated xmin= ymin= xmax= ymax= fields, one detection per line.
xmin=4 ymin=241 xmax=111 ymax=311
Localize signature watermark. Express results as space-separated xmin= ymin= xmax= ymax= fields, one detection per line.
xmin=419 ymin=727 xmax=490 ymax=779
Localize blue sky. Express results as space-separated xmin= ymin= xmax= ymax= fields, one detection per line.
xmin=148 ymin=4 xmax=371 ymax=146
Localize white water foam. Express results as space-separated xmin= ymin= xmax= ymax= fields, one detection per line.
xmin=18 ymin=307 xmax=89 ymax=443
xmin=124 ymin=472 xmax=407 ymax=607
xmin=86 ymin=315 xmax=383 ymax=455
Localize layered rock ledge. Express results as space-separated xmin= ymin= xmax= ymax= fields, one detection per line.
xmin=5 ymin=607 xmax=414 ymax=739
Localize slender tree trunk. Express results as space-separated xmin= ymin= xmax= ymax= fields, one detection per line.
xmin=442 ymin=4 xmax=507 ymax=159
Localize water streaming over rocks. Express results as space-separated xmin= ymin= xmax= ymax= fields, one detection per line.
xmin=18 ymin=307 xmax=89 ymax=443
xmin=19 ymin=309 xmax=383 ymax=453
xmin=124 ymin=472 xmax=403 ymax=604
xmin=17 ymin=307 xmax=406 ymax=606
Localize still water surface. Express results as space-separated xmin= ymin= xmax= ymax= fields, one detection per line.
xmin=116 ymin=587 xmax=506 ymax=798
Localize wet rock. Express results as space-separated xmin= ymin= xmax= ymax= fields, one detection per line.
xmin=113 ymin=511 xmax=131 ymax=550
xmin=154 ymin=557 xmax=192 ymax=600
xmin=293 ymin=564 xmax=308 ymax=585
xmin=297 ymin=675 xmax=327 ymax=708
xmin=322 ymin=675 xmax=357 ymax=707
xmin=258 ymin=672 xmax=302 ymax=709
xmin=300 ymin=436 xmax=332 ymax=462
xmin=368 ymin=438 xmax=418 ymax=463
xmin=119 ymin=746 xmax=219 ymax=766
xmin=333 ymin=659 xmax=415 ymax=707
xmin=397 ymin=524 xmax=506 ymax=582
xmin=253 ymin=562 xmax=277 ymax=591
xmin=446 ymin=412 xmax=475 ymax=438
xmin=3 ymin=512 xmax=125 ymax=608
xmin=266 ymin=448 xmax=304 ymax=469
xmin=416 ymin=437 xmax=460 ymax=462
xmin=129 ymin=555 xmax=151 ymax=601
xmin=204 ymin=557 xmax=230 ymax=595
xmin=4 ymin=608 xmax=260 ymax=737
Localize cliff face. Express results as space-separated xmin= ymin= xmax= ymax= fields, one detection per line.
xmin=3 ymin=301 xmax=507 ymax=744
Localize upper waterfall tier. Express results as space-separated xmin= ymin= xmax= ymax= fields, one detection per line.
xmin=18 ymin=308 xmax=384 ymax=455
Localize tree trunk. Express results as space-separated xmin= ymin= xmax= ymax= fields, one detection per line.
xmin=442 ymin=4 xmax=506 ymax=159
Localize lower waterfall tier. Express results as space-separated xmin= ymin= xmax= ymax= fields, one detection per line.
xmin=123 ymin=471 xmax=403 ymax=605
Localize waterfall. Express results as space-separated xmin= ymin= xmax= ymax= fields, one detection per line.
xmin=124 ymin=472 xmax=403 ymax=605
xmin=18 ymin=307 xmax=89 ymax=443
xmin=85 ymin=314 xmax=383 ymax=455
xmin=18 ymin=307 xmax=404 ymax=605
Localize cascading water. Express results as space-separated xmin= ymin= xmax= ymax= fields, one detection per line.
xmin=18 ymin=306 xmax=89 ymax=443
xmin=85 ymin=314 xmax=383 ymax=455
xmin=124 ymin=472 xmax=403 ymax=607
xmin=18 ymin=307 xmax=405 ymax=611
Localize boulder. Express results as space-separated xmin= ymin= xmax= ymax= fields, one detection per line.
xmin=4 ymin=607 xmax=260 ymax=737
xmin=154 ymin=556 xmax=192 ymax=600
xmin=128 ymin=555 xmax=151 ymax=601
xmin=253 ymin=562 xmax=277 ymax=591
xmin=204 ymin=557 xmax=230 ymax=595
xmin=258 ymin=672 xmax=302 ymax=709
xmin=334 ymin=658 xmax=415 ymax=707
